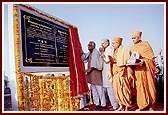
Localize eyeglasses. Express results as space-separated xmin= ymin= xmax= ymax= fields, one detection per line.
xmin=88 ymin=44 xmax=92 ymax=46
xmin=132 ymin=37 xmax=137 ymax=39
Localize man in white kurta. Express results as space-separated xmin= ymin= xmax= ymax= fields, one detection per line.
xmin=99 ymin=39 xmax=119 ymax=110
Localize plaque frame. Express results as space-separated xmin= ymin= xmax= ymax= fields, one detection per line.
xmin=15 ymin=4 xmax=70 ymax=72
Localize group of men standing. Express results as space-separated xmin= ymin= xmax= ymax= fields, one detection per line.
xmin=80 ymin=30 xmax=159 ymax=111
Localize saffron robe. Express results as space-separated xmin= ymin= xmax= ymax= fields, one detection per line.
xmin=130 ymin=41 xmax=156 ymax=110
xmin=110 ymin=45 xmax=132 ymax=107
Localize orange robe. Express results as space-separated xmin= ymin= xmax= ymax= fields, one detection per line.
xmin=111 ymin=45 xmax=132 ymax=107
xmin=130 ymin=41 xmax=156 ymax=110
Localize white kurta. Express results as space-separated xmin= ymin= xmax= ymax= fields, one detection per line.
xmin=102 ymin=46 xmax=112 ymax=87
xmin=101 ymin=46 xmax=119 ymax=109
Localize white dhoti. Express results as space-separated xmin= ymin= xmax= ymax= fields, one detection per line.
xmin=91 ymin=84 xmax=106 ymax=107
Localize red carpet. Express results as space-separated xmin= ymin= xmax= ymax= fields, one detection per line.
xmin=79 ymin=102 xmax=164 ymax=111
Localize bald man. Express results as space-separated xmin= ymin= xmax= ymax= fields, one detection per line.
xmin=130 ymin=31 xmax=156 ymax=111
xmin=109 ymin=37 xmax=132 ymax=111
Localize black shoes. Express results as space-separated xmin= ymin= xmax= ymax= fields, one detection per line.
xmin=101 ymin=106 xmax=106 ymax=109
xmin=95 ymin=105 xmax=100 ymax=110
xmin=95 ymin=105 xmax=107 ymax=110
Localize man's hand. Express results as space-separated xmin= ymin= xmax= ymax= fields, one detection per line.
xmin=108 ymin=55 xmax=115 ymax=64
xmin=139 ymin=59 xmax=145 ymax=66
xmin=80 ymin=49 xmax=84 ymax=56
xmin=99 ymin=47 xmax=104 ymax=54
xmin=86 ymin=68 xmax=92 ymax=73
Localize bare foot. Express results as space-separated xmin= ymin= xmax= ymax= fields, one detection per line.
xmin=125 ymin=106 xmax=129 ymax=111
xmin=116 ymin=106 xmax=124 ymax=111
xmin=149 ymin=108 xmax=154 ymax=111
xmin=135 ymin=108 xmax=141 ymax=111
xmin=89 ymin=102 xmax=94 ymax=105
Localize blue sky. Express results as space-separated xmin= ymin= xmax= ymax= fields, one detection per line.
xmin=28 ymin=3 xmax=165 ymax=54
xmin=3 ymin=2 xmax=165 ymax=76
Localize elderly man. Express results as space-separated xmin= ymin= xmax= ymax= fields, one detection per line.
xmin=109 ymin=37 xmax=132 ymax=111
xmin=99 ymin=39 xmax=119 ymax=110
xmin=130 ymin=30 xmax=156 ymax=111
xmin=81 ymin=41 xmax=106 ymax=110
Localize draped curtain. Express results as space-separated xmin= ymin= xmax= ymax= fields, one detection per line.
xmin=68 ymin=26 xmax=89 ymax=96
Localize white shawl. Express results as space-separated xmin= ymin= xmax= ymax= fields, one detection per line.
xmin=81 ymin=48 xmax=103 ymax=70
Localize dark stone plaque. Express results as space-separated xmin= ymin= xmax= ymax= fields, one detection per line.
xmin=21 ymin=10 xmax=69 ymax=67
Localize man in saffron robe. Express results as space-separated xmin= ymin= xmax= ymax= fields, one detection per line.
xmin=109 ymin=37 xmax=132 ymax=111
xmin=130 ymin=30 xmax=156 ymax=111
